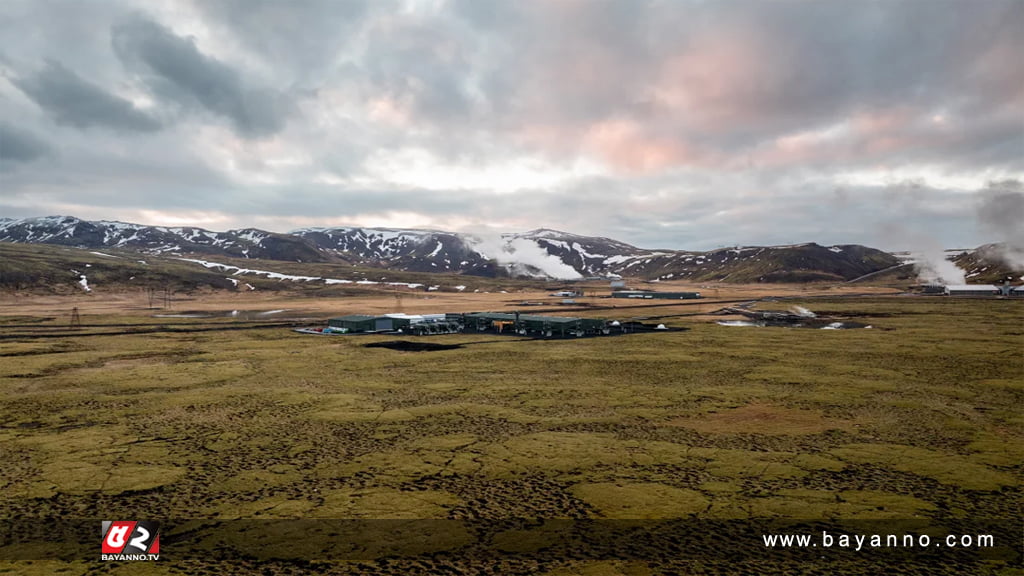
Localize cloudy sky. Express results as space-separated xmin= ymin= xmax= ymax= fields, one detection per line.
xmin=0 ymin=0 xmax=1021 ymax=250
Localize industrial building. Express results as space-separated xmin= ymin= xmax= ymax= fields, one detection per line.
xmin=327 ymin=313 xmax=456 ymax=333
xmin=943 ymin=285 xmax=1001 ymax=296
xmin=462 ymin=312 xmax=610 ymax=337
xmin=999 ymin=284 xmax=1024 ymax=296
xmin=611 ymin=290 xmax=701 ymax=300
xmin=325 ymin=311 xmax=615 ymax=338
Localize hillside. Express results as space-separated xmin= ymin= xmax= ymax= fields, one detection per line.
xmin=953 ymin=243 xmax=1024 ymax=284
xmin=0 ymin=243 xmax=534 ymax=296
xmin=591 ymin=243 xmax=900 ymax=283
xmin=0 ymin=216 xmax=915 ymax=283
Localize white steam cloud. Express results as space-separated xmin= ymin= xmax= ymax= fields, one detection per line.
xmin=913 ymin=244 xmax=966 ymax=285
xmin=976 ymin=183 xmax=1024 ymax=270
xmin=876 ymin=188 xmax=967 ymax=285
xmin=463 ymin=233 xmax=583 ymax=279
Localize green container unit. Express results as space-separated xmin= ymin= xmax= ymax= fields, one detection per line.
xmin=328 ymin=315 xmax=412 ymax=333
xmin=411 ymin=321 xmax=462 ymax=335
xmin=463 ymin=312 xmax=610 ymax=338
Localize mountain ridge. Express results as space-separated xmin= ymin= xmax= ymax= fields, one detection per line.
xmin=3 ymin=215 xmax=1013 ymax=283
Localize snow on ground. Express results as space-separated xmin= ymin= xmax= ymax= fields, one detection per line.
xmin=603 ymin=254 xmax=640 ymax=265
xmin=90 ymin=251 xmax=119 ymax=258
xmin=179 ymin=258 xmax=322 ymax=282
xmin=454 ymin=285 xmax=466 ymax=291
xmin=571 ymin=242 xmax=606 ymax=259
xmin=791 ymin=306 xmax=816 ymax=317
xmin=225 ymin=278 xmax=238 ymax=287
xmin=78 ymin=275 xmax=91 ymax=292
xmin=258 ymin=309 xmax=287 ymax=316
xmin=179 ymin=258 xmax=427 ymax=289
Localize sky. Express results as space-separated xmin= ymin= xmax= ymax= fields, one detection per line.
xmin=0 ymin=0 xmax=1021 ymax=251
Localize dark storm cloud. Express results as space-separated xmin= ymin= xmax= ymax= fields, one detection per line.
xmin=0 ymin=122 xmax=50 ymax=167
xmin=111 ymin=17 xmax=291 ymax=138
xmin=11 ymin=60 xmax=160 ymax=132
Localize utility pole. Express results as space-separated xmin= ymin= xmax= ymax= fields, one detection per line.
xmin=69 ymin=307 xmax=81 ymax=330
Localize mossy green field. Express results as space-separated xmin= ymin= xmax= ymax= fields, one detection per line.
xmin=1 ymin=296 xmax=1021 ymax=574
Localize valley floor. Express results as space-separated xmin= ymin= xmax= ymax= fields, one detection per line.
xmin=0 ymin=288 xmax=1020 ymax=574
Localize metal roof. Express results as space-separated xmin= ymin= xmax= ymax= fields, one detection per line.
xmin=330 ymin=314 xmax=379 ymax=321
xmin=464 ymin=312 xmax=590 ymax=324
xmin=945 ymin=285 xmax=999 ymax=291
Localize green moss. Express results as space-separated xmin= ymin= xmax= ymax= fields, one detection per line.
xmin=572 ymin=482 xmax=709 ymax=518
xmin=830 ymin=443 xmax=1016 ymax=490
xmin=315 ymin=487 xmax=461 ymax=518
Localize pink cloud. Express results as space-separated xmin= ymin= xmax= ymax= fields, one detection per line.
xmin=582 ymin=118 xmax=715 ymax=173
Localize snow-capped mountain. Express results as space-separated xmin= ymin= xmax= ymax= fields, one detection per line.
xmin=1 ymin=216 xmax=905 ymax=281
xmin=0 ymin=216 xmax=324 ymax=262
xmin=290 ymin=227 xmax=499 ymax=275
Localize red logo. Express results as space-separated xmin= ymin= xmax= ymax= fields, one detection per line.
xmin=101 ymin=521 xmax=160 ymax=560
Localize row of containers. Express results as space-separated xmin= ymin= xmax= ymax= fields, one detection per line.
xmin=327 ymin=312 xmax=617 ymax=338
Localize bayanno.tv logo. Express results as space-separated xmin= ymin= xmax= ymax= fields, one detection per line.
xmin=100 ymin=521 xmax=160 ymax=561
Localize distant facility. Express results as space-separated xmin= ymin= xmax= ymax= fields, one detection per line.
xmin=463 ymin=312 xmax=609 ymax=337
xmin=325 ymin=311 xmax=617 ymax=338
xmin=612 ymin=290 xmax=701 ymax=300
xmin=918 ymin=284 xmax=1024 ymax=297
xmin=328 ymin=313 xmax=461 ymax=334
xmin=944 ymin=285 xmax=1002 ymax=296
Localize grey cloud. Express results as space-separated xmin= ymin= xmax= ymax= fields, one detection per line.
xmin=436 ymin=0 xmax=1023 ymax=162
xmin=0 ymin=0 xmax=1020 ymax=253
xmin=111 ymin=17 xmax=291 ymax=138
xmin=0 ymin=122 xmax=50 ymax=167
xmin=193 ymin=0 xmax=374 ymax=83
xmin=361 ymin=18 xmax=479 ymax=123
xmin=976 ymin=180 xmax=1024 ymax=267
xmin=11 ymin=60 xmax=160 ymax=132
